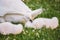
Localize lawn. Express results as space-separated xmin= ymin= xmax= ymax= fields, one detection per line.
xmin=0 ymin=0 xmax=60 ymax=40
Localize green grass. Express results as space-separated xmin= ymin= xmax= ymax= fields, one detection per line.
xmin=0 ymin=0 xmax=60 ymax=40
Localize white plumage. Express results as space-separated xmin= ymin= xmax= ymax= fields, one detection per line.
xmin=0 ymin=0 xmax=43 ymax=23
xmin=0 ymin=0 xmax=31 ymax=16
xmin=0 ymin=22 xmax=23 ymax=35
xmin=4 ymin=15 xmax=29 ymax=24
xmin=25 ymin=17 xmax=59 ymax=29
xmin=25 ymin=21 xmax=35 ymax=28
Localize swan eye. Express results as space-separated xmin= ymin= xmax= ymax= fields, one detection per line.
xmin=29 ymin=19 xmax=32 ymax=22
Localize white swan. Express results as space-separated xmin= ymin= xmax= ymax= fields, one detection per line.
xmin=0 ymin=0 xmax=43 ymax=23
xmin=25 ymin=17 xmax=59 ymax=29
xmin=0 ymin=22 xmax=23 ymax=35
